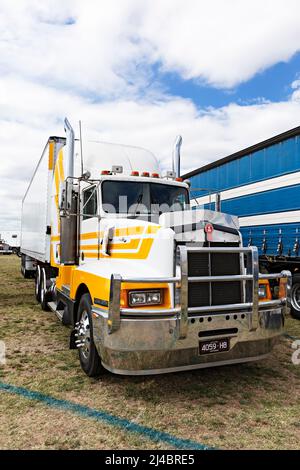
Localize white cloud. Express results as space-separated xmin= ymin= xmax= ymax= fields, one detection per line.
xmin=2 ymin=75 xmax=300 ymax=229
xmin=1 ymin=0 xmax=300 ymax=230
xmin=139 ymin=0 xmax=300 ymax=88
xmin=1 ymin=0 xmax=300 ymax=94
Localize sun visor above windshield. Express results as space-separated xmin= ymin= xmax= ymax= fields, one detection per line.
xmin=78 ymin=140 xmax=160 ymax=178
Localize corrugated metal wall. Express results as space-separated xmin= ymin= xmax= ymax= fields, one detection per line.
xmin=189 ymin=134 xmax=300 ymax=257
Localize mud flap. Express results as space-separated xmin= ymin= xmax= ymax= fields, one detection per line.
xmin=69 ymin=329 xmax=77 ymax=349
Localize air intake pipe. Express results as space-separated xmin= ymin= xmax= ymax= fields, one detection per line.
xmin=172 ymin=135 xmax=182 ymax=178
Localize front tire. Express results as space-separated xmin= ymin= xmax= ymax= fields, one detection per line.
xmin=291 ymin=274 xmax=300 ymax=320
xmin=77 ymin=293 xmax=104 ymax=377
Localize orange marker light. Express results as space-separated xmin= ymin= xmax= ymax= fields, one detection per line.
xmin=175 ymin=177 xmax=183 ymax=182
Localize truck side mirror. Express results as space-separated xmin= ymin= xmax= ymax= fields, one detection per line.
xmin=59 ymin=181 xmax=67 ymax=212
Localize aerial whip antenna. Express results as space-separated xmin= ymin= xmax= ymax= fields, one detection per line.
xmin=79 ymin=120 xmax=84 ymax=176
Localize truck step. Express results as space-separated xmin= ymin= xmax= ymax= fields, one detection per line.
xmin=62 ymin=284 xmax=70 ymax=295
xmin=47 ymin=301 xmax=57 ymax=312
xmin=47 ymin=301 xmax=64 ymax=322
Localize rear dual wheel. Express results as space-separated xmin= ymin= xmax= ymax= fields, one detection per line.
xmin=36 ymin=266 xmax=50 ymax=311
xmin=291 ymin=274 xmax=300 ymax=320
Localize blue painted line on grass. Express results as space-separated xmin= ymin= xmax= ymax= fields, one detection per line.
xmin=283 ymin=333 xmax=299 ymax=341
xmin=0 ymin=381 xmax=212 ymax=450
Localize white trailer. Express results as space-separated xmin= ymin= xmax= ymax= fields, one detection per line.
xmin=20 ymin=137 xmax=65 ymax=276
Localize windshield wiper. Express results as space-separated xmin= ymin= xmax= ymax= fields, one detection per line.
xmin=132 ymin=193 xmax=144 ymax=218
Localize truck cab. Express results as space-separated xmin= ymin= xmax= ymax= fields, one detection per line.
xmin=21 ymin=119 xmax=292 ymax=376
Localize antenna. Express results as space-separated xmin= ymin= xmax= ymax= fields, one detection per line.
xmin=79 ymin=120 xmax=84 ymax=176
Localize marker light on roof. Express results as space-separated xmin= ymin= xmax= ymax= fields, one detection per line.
xmin=175 ymin=177 xmax=183 ymax=182
xmin=131 ymin=171 xmax=139 ymax=176
xmin=151 ymin=173 xmax=159 ymax=178
xmin=141 ymin=172 xmax=150 ymax=177
xmin=101 ymin=170 xmax=110 ymax=175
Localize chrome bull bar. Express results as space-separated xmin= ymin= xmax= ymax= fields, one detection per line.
xmin=108 ymin=245 xmax=292 ymax=337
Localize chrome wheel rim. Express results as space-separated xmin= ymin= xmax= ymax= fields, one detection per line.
xmin=291 ymin=283 xmax=300 ymax=311
xmin=40 ymin=275 xmax=45 ymax=303
xmin=78 ymin=310 xmax=91 ymax=360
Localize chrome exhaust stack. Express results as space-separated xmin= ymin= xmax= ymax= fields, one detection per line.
xmin=172 ymin=135 xmax=182 ymax=178
xmin=60 ymin=118 xmax=78 ymax=265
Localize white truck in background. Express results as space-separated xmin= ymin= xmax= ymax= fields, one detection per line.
xmin=0 ymin=231 xmax=20 ymax=255
xmin=20 ymin=118 xmax=291 ymax=377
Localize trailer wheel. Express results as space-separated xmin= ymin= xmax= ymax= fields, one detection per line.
xmin=291 ymin=274 xmax=300 ymax=320
xmin=77 ymin=293 xmax=105 ymax=377
xmin=40 ymin=267 xmax=50 ymax=311
xmin=35 ymin=265 xmax=41 ymax=302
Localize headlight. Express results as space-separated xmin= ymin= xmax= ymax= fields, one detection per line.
xmin=128 ymin=290 xmax=162 ymax=307
xmin=258 ymin=285 xmax=267 ymax=298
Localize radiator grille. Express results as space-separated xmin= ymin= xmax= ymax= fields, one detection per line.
xmin=188 ymin=243 xmax=242 ymax=308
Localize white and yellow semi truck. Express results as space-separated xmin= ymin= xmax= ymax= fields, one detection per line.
xmin=20 ymin=119 xmax=291 ymax=376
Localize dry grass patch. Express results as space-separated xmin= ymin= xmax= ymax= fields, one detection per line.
xmin=0 ymin=256 xmax=300 ymax=450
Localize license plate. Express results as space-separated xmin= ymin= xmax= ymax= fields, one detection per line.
xmin=199 ymin=338 xmax=230 ymax=355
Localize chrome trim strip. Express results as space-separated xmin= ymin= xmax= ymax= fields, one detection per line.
xmin=120 ymin=307 xmax=180 ymax=315
xmin=178 ymin=245 xmax=188 ymax=339
xmin=187 ymin=273 xmax=289 ymax=283
xmin=188 ymin=274 xmax=253 ymax=282
xmin=102 ymin=353 xmax=270 ymax=376
xmin=108 ymin=274 xmax=121 ymax=334
xmin=261 ymin=273 xmax=290 ymax=280
xmin=281 ymin=269 xmax=292 ymax=316
xmin=121 ymin=276 xmax=180 ymax=283
xmin=185 ymin=247 xmax=251 ymax=253
xmin=250 ymin=246 xmax=259 ymax=331
xmin=187 ymin=299 xmax=284 ymax=314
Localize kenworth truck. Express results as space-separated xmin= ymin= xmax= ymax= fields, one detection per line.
xmin=20 ymin=119 xmax=291 ymax=376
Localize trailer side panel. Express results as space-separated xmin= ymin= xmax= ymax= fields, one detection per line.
xmin=21 ymin=138 xmax=64 ymax=263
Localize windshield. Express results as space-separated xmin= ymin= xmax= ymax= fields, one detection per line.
xmin=101 ymin=181 xmax=189 ymax=214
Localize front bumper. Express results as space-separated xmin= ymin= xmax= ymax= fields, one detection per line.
xmin=92 ymin=306 xmax=284 ymax=375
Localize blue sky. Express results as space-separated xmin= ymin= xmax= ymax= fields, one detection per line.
xmin=158 ymin=52 xmax=300 ymax=108
xmin=1 ymin=0 xmax=300 ymax=229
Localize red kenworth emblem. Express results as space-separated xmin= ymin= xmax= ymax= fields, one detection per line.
xmin=204 ymin=223 xmax=214 ymax=241
xmin=204 ymin=223 xmax=213 ymax=234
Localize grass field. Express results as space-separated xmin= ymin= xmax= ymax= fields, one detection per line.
xmin=0 ymin=256 xmax=300 ymax=450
